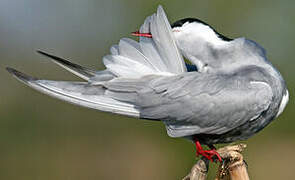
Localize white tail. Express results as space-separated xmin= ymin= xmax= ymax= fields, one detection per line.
xmin=103 ymin=5 xmax=186 ymax=79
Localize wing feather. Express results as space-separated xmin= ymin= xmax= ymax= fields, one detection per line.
xmin=7 ymin=68 xmax=139 ymax=117
xmin=104 ymin=70 xmax=273 ymax=137
xmin=37 ymin=50 xmax=97 ymax=80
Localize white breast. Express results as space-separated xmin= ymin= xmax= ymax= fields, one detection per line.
xmin=276 ymin=90 xmax=289 ymax=118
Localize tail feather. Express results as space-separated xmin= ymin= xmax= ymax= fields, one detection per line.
xmin=149 ymin=6 xmax=186 ymax=73
xmin=139 ymin=16 xmax=168 ymax=72
xmin=119 ymin=38 xmax=160 ymax=71
xmin=103 ymin=54 xmax=157 ymax=78
xmin=102 ymin=6 xmax=186 ymax=78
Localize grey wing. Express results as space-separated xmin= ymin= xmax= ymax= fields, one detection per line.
xmin=105 ymin=72 xmax=273 ymax=137
xmin=6 ymin=68 xmax=139 ymax=117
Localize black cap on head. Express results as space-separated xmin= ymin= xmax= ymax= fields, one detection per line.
xmin=171 ymin=18 xmax=210 ymax=28
xmin=171 ymin=18 xmax=233 ymax=42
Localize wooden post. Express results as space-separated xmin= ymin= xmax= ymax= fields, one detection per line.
xmin=182 ymin=158 xmax=209 ymax=180
xmin=215 ymin=144 xmax=249 ymax=180
xmin=183 ymin=144 xmax=249 ymax=180
xmin=227 ymin=160 xmax=249 ymax=180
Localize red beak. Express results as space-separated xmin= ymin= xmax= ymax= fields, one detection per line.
xmin=131 ymin=31 xmax=152 ymax=38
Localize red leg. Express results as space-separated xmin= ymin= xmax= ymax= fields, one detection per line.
xmin=194 ymin=140 xmax=222 ymax=162
xmin=207 ymin=144 xmax=222 ymax=162
xmin=131 ymin=31 xmax=152 ymax=38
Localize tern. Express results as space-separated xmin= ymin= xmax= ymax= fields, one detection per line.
xmin=7 ymin=6 xmax=289 ymax=162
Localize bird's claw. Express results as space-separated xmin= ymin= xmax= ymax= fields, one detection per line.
xmin=196 ymin=149 xmax=222 ymax=162
xmin=195 ymin=141 xmax=222 ymax=163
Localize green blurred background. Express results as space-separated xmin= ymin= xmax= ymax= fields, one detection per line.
xmin=0 ymin=0 xmax=294 ymax=179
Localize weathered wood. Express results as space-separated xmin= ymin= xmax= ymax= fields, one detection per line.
xmin=183 ymin=144 xmax=249 ymax=180
xmin=215 ymin=144 xmax=249 ymax=180
xmin=227 ymin=160 xmax=249 ymax=180
xmin=182 ymin=158 xmax=209 ymax=180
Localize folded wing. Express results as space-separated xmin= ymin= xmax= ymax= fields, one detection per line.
xmin=104 ymin=71 xmax=273 ymax=137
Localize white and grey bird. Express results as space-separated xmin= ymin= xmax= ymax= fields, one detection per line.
xmin=7 ymin=6 xmax=289 ymax=162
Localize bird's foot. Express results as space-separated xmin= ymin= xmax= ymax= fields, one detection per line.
xmin=195 ymin=140 xmax=222 ymax=163
xmin=131 ymin=31 xmax=152 ymax=38
xmin=197 ymin=149 xmax=222 ymax=163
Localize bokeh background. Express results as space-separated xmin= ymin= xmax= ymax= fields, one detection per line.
xmin=0 ymin=0 xmax=294 ymax=179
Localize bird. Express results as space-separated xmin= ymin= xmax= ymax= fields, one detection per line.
xmin=7 ymin=5 xmax=289 ymax=162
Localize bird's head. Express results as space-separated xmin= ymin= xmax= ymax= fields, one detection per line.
xmin=171 ymin=18 xmax=236 ymax=72
xmin=133 ymin=17 xmax=266 ymax=73
xmin=171 ymin=18 xmax=232 ymax=47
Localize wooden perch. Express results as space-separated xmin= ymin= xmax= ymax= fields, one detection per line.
xmin=182 ymin=157 xmax=209 ymax=180
xmin=183 ymin=144 xmax=249 ymax=180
